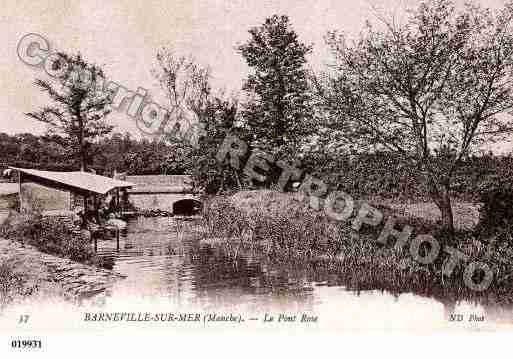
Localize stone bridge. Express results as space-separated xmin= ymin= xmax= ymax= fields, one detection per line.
xmin=125 ymin=175 xmax=201 ymax=215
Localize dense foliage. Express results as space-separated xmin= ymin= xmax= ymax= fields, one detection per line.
xmin=3 ymin=5 xmax=512 ymax=205
xmin=201 ymin=191 xmax=513 ymax=305
xmin=238 ymin=15 xmax=314 ymax=160
xmin=0 ymin=213 xmax=102 ymax=266
xmin=3 ymin=3 xmax=513 ymax=309
xmin=0 ymin=255 xmax=49 ymax=309
xmin=303 ymin=151 xmax=513 ymax=202
xmin=0 ymin=131 xmax=192 ymax=176
xmin=316 ymin=0 xmax=513 ymax=237
xmin=26 ymin=53 xmax=113 ymax=171
xmin=476 ymin=175 xmax=513 ymax=236
xmin=2 ymin=131 xmax=512 ymax=201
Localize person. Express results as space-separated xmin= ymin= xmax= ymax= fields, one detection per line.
xmin=107 ymin=194 xmax=117 ymax=215
xmin=2 ymin=168 xmax=12 ymax=179
xmin=73 ymin=206 xmax=85 ymax=228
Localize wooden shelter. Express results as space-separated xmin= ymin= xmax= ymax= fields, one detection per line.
xmin=10 ymin=167 xmax=134 ymax=214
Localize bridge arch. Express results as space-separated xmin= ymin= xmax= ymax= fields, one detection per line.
xmin=125 ymin=175 xmax=202 ymax=216
xmin=172 ymin=198 xmax=202 ymax=216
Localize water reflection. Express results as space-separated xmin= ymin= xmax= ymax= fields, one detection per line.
xmin=95 ymin=217 xmax=513 ymax=328
xmin=97 ymin=217 xmax=316 ymax=312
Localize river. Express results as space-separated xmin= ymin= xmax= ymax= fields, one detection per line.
xmin=91 ymin=216 xmax=512 ymax=330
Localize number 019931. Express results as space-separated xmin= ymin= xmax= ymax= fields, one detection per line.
xmin=11 ymin=339 xmax=42 ymax=349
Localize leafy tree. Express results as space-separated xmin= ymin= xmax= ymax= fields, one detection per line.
xmin=0 ymin=134 xmax=20 ymax=165
xmin=153 ymin=49 xmax=244 ymax=192
xmin=26 ymin=53 xmax=113 ymax=171
xmin=316 ymin=0 xmax=513 ymax=238
xmin=153 ymin=47 xmax=211 ymax=144
xmin=191 ymin=96 xmax=245 ymax=194
xmin=238 ymin=15 xmax=314 ymax=163
xmin=92 ymin=132 xmax=132 ymax=175
xmin=0 ymin=132 xmax=73 ymax=172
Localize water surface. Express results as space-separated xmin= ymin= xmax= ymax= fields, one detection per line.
xmin=94 ymin=217 xmax=512 ymax=330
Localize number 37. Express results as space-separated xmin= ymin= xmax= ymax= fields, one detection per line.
xmin=18 ymin=315 xmax=29 ymax=324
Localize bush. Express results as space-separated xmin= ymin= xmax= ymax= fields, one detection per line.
xmin=0 ymin=213 xmax=100 ymax=266
xmin=202 ymin=192 xmax=340 ymax=260
xmin=200 ymin=190 xmax=513 ymax=304
xmin=475 ymin=176 xmax=513 ymax=236
xmin=202 ymin=197 xmax=250 ymax=239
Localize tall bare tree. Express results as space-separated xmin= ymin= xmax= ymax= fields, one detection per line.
xmin=152 ymin=47 xmax=211 ymax=143
xmin=316 ymin=0 xmax=513 ymax=238
xmin=153 ymin=48 xmax=243 ymax=193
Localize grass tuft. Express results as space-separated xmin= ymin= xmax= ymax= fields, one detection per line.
xmin=199 ymin=190 xmax=513 ymax=306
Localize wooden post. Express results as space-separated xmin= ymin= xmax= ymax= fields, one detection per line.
xmin=116 ymin=228 xmax=120 ymax=252
xmin=18 ymin=171 xmax=23 ymax=213
xmin=94 ymin=237 xmax=97 ymax=253
xmin=94 ymin=195 xmax=100 ymax=223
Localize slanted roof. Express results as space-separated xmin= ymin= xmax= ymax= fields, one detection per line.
xmin=10 ymin=167 xmax=134 ymax=195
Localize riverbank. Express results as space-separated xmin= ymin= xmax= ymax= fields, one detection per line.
xmin=199 ymin=190 xmax=513 ymax=307
xmin=0 ymin=237 xmax=125 ymax=309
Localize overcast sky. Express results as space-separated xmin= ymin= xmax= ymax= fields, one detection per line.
xmin=0 ymin=0 xmax=510 ymax=152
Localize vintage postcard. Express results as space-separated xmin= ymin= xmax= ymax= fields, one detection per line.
xmin=1 ymin=0 xmax=513 ymax=355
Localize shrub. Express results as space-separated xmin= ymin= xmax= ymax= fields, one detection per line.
xmin=202 ymin=192 xmax=340 ymax=260
xmin=199 ymin=190 xmax=513 ymax=304
xmin=0 ymin=213 xmax=100 ymax=266
xmin=475 ymin=175 xmax=513 ymax=236
xmin=202 ymin=197 xmax=250 ymax=239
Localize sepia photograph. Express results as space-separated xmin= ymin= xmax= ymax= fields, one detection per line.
xmin=1 ymin=0 xmax=513 ymax=355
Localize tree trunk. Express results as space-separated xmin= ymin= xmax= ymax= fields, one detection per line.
xmin=433 ymin=186 xmax=455 ymax=241
xmin=424 ymin=167 xmax=455 ymax=241
xmin=79 ymin=152 xmax=85 ymax=172
xmin=78 ymin=117 xmax=86 ymax=172
xmin=234 ymin=170 xmax=242 ymax=190
xmin=217 ymin=172 xmax=225 ymax=195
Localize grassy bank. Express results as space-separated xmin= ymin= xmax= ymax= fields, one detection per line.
xmin=199 ymin=190 xmax=513 ymax=307
xmin=0 ymin=250 xmax=62 ymax=310
xmin=0 ymin=212 xmax=104 ymax=267
xmin=0 ymin=211 xmax=106 ymax=309
xmin=0 ymin=211 xmax=125 ymax=310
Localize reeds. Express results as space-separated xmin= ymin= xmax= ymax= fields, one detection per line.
xmin=199 ymin=190 xmax=513 ymax=305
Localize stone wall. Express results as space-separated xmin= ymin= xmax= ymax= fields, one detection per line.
xmin=20 ymin=181 xmax=71 ymax=212
xmin=126 ymin=175 xmax=193 ymax=187
xmin=0 ymin=193 xmax=17 ymax=210
xmin=129 ymin=192 xmax=198 ymax=211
